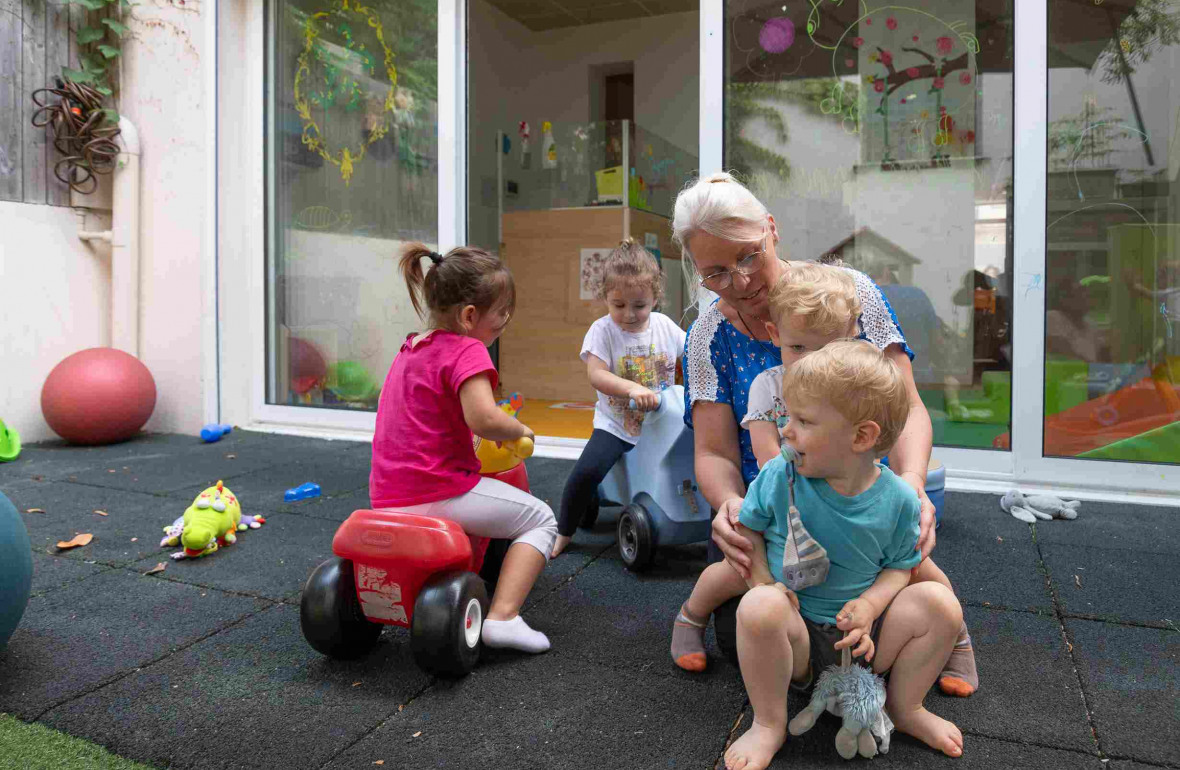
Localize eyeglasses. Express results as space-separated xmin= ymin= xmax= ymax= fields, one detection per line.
xmin=697 ymin=239 xmax=767 ymax=291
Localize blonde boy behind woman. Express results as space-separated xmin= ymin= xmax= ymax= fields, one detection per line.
xmin=723 ymin=340 xmax=964 ymax=770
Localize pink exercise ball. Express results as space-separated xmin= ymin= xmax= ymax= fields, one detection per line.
xmin=41 ymin=348 xmax=157 ymax=445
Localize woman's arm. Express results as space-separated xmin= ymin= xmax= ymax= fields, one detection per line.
xmin=883 ymin=346 xmax=936 ymax=559
xmin=459 ymin=373 xmax=533 ymax=443
xmin=693 ymin=400 xmax=755 ymax=578
xmin=586 ymin=355 xmax=659 ymax=410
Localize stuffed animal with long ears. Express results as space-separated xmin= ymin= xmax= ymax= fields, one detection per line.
xmin=788 ymin=647 xmax=894 ymax=759
xmin=1000 ymin=489 xmax=1080 ymax=523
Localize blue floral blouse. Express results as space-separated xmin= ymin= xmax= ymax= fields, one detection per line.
xmin=682 ymin=265 xmax=914 ymax=487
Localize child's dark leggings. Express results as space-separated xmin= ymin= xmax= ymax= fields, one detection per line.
xmin=558 ymin=429 xmax=634 ymax=537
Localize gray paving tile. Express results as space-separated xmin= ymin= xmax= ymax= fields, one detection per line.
xmin=28 ymin=551 xmax=113 ymax=596
xmin=0 ymin=570 xmax=269 ymax=720
xmin=168 ymin=454 xmax=372 ymax=514
xmin=5 ymin=483 xmax=197 ymax=567
xmin=747 ymin=727 xmax=1103 ymax=769
xmin=41 ymin=604 xmax=428 ymax=770
xmin=933 ymin=492 xmax=1050 ymax=611
xmin=0 ymin=433 xmax=197 ymax=482
xmin=324 ymin=649 xmax=746 ymax=770
xmin=1042 ymin=542 xmax=1177 ymax=626
xmin=128 ymin=511 xmax=340 ymax=602
xmin=1030 ymin=497 xmax=1180 ymax=556
xmin=932 ymin=607 xmax=1094 ymax=754
xmin=1066 ymin=617 xmax=1180 ymax=766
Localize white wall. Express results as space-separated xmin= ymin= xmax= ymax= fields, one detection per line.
xmin=0 ymin=204 xmax=112 ymax=442
xmin=119 ymin=0 xmax=209 ymax=436
xmin=0 ymin=2 xmax=210 ymax=442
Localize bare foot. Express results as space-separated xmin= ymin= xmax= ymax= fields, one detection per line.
xmin=550 ymin=534 xmax=572 ymax=559
xmin=890 ymin=705 xmax=963 ymax=758
xmin=724 ymin=720 xmax=786 ymax=770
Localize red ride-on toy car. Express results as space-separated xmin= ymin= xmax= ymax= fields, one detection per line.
xmin=300 ymin=436 xmax=532 ymax=677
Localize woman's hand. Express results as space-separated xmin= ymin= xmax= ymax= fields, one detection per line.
xmin=628 ymin=385 xmax=660 ymax=412
xmin=713 ymin=497 xmax=754 ymax=578
xmin=901 ymin=471 xmax=937 ymax=560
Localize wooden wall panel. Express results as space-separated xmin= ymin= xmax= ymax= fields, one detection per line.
xmin=0 ymin=0 xmax=81 ymax=205
xmin=499 ymin=207 xmax=678 ymax=402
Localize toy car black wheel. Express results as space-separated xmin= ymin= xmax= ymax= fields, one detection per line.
xmin=579 ymin=490 xmax=600 ymax=529
xmin=617 ymin=503 xmax=655 ymax=572
xmin=411 ymin=570 xmax=488 ymax=678
xmin=300 ymin=557 xmax=383 ymax=659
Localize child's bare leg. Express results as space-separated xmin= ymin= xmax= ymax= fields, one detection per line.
xmin=912 ymin=558 xmax=978 ymax=697
xmin=872 ymin=582 xmax=964 ymax=757
xmin=673 ymin=561 xmax=748 ymax=672
xmin=724 ymin=586 xmax=809 ymax=770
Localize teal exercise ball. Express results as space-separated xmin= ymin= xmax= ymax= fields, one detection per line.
xmin=0 ymin=490 xmax=33 ymax=650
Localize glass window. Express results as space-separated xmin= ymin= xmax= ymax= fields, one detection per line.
xmin=266 ymin=0 xmax=437 ymax=410
xmin=724 ymin=0 xmax=1015 ymax=450
xmin=1045 ymin=0 xmax=1180 ymax=463
xmin=466 ymin=1 xmax=699 ymax=439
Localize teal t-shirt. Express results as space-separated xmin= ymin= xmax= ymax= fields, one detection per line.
xmin=739 ymin=455 xmax=922 ymax=624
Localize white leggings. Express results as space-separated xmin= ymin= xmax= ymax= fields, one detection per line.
xmin=381 ymin=477 xmax=557 ymax=561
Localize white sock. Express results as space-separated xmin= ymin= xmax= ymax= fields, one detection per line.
xmin=481 ymin=616 xmax=550 ymax=653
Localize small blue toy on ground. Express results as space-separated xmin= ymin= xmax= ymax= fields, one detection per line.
xmin=201 ymin=423 xmax=233 ymax=443
xmin=285 ymin=482 xmax=321 ymax=502
xmin=596 ymin=384 xmax=711 ymax=571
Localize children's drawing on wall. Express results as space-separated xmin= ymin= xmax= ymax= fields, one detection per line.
xmin=580 ymin=249 xmax=610 ymax=301
xmin=291 ymin=1 xmax=399 ymax=185
xmin=729 ymin=0 xmax=819 ymax=80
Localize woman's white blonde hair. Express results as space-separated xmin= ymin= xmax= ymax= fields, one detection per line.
xmin=782 ymin=339 xmax=908 ymax=454
xmin=672 ymin=172 xmax=771 ymax=300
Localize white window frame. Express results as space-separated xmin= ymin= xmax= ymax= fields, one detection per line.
xmin=215 ymin=0 xmax=1180 ymax=500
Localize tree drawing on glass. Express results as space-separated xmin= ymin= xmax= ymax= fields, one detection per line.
xmin=807 ymin=4 xmax=980 ymax=169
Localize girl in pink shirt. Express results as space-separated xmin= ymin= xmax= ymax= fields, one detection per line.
xmin=370 ymin=242 xmax=557 ymax=654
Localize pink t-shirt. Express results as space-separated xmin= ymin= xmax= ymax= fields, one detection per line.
xmin=369 ymin=330 xmax=499 ymax=508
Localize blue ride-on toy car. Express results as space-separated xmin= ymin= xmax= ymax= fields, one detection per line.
xmin=594 ymin=384 xmax=711 ymax=571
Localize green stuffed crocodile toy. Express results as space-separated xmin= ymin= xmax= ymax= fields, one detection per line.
xmin=160 ymin=480 xmax=265 ymax=560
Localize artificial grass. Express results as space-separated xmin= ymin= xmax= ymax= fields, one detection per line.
xmin=0 ymin=714 xmax=156 ymax=770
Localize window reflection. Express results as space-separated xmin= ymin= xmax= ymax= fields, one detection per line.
xmin=724 ymin=0 xmax=1015 ymax=449
xmin=1045 ymin=0 xmax=1180 ymax=462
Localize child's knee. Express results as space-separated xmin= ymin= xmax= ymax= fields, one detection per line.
xmin=737 ymin=586 xmax=799 ymax=634
xmin=913 ymin=581 xmax=962 ymax=629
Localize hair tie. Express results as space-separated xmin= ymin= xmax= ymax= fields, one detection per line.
xmin=428 ymin=251 xmax=444 ymax=265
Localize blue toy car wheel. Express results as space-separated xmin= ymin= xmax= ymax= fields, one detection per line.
xmin=617 ymin=503 xmax=655 ymax=572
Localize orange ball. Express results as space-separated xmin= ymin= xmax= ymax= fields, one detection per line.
xmin=41 ymin=348 xmax=156 ymax=445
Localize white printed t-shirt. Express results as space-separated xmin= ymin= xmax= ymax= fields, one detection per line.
xmin=581 ymin=312 xmax=686 ymax=443
xmin=741 ymin=364 xmax=787 ymax=438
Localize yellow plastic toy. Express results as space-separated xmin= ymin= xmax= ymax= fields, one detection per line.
xmin=473 ymin=393 xmax=534 ymax=473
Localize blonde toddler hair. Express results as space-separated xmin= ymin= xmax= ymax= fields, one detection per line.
xmin=598 ymin=237 xmax=665 ymax=305
xmin=782 ymin=339 xmax=908 ymax=454
xmin=768 ymin=261 xmax=861 ymax=337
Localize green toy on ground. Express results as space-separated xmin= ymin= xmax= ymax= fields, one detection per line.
xmin=0 ymin=419 xmax=20 ymax=462
xmin=160 ymin=481 xmax=265 ymax=560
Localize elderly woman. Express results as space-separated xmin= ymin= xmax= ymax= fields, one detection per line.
xmin=674 ymin=172 xmax=977 ymax=697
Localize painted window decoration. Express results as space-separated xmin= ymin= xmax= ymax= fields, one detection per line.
xmin=725 ymin=1 xmax=1014 ymax=451
xmin=267 ymin=0 xmax=438 ymax=411
xmin=1040 ymin=0 xmax=1180 ymax=464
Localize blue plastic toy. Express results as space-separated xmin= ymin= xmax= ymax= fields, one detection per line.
xmin=285 ymin=482 xmax=321 ymax=502
xmin=0 ymin=490 xmax=32 ymax=651
xmin=598 ymin=384 xmax=711 ymax=571
xmin=201 ymin=423 xmax=233 ymax=443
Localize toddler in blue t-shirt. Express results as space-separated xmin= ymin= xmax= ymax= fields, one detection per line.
xmin=712 ymin=340 xmax=964 ymax=769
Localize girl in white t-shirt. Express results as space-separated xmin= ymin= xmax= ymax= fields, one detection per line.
xmin=551 ymin=239 xmax=686 ymax=558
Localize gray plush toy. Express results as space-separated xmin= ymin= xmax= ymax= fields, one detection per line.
xmin=1000 ymin=490 xmax=1080 ymax=523
xmin=788 ymin=647 xmax=893 ymax=759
